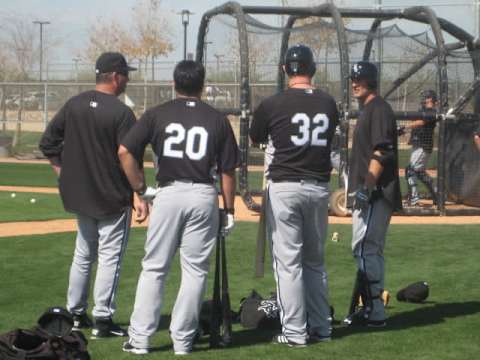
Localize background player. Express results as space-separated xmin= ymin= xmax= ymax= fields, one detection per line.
xmin=346 ymin=61 xmax=402 ymax=327
xmin=403 ymin=90 xmax=438 ymax=206
xmin=118 ymin=60 xmax=239 ymax=355
xmin=250 ymin=44 xmax=338 ymax=347
xmin=39 ymin=52 xmax=148 ymax=338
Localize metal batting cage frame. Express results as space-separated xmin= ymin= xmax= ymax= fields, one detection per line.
xmin=195 ymin=1 xmax=480 ymax=216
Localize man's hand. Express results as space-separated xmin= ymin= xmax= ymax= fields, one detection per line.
xmin=353 ymin=186 xmax=372 ymax=212
xmin=133 ymin=195 xmax=149 ymax=223
xmin=222 ymin=213 xmax=235 ymax=237
xmin=397 ymin=126 xmax=406 ymax=136
xmin=138 ymin=186 xmax=159 ymax=202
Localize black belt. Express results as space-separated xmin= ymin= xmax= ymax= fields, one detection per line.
xmin=270 ymin=179 xmax=326 ymax=185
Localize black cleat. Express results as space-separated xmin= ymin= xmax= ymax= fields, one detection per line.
xmin=308 ymin=333 xmax=332 ymax=343
xmin=91 ymin=318 xmax=127 ymax=339
xmin=272 ymin=334 xmax=307 ymax=348
xmin=122 ymin=340 xmax=150 ymax=355
xmin=72 ymin=313 xmax=93 ymax=331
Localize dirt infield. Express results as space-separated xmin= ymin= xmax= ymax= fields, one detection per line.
xmin=1 ymin=185 xmax=479 ymax=237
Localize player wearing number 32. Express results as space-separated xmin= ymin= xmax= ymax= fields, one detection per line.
xmin=250 ymin=44 xmax=338 ymax=347
xmin=118 ymin=60 xmax=239 ymax=355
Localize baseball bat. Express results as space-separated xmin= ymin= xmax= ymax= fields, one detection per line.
xmin=220 ymin=229 xmax=232 ymax=346
xmin=209 ymin=220 xmax=222 ymax=348
xmin=254 ymin=190 xmax=267 ymax=278
xmin=345 ymin=270 xmax=361 ymax=324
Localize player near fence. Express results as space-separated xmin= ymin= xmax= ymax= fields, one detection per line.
xmin=118 ymin=60 xmax=239 ymax=355
xmin=39 ymin=52 xmax=148 ymax=338
xmin=345 ymin=61 xmax=402 ymax=327
xmin=402 ymin=90 xmax=438 ymax=206
xmin=250 ymin=44 xmax=338 ymax=347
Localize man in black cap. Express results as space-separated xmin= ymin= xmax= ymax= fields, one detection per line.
xmin=39 ymin=52 xmax=148 ymax=339
xmin=344 ymin=61 xmax=401 ymax=328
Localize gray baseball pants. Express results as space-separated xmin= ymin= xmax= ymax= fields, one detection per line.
xmin=128 ymin=181 xmax=219 ymax=353
xmin=267 ymin=180 xmax=331 ymax=344
xmin=407 ymin=146 xmax=432 ymax=198
xmin=67 ymin=209 xmax=132 ymax=319
xmin=352 ymin=197 xmax=392 ymax=321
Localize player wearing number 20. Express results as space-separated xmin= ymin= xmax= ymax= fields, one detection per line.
xmin=118 ymin=60 xmax=239 ymax=355
xmin=250 ymin=44 xmax=338 ymax=346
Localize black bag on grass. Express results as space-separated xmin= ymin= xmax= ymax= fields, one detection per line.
xmin=396 ymin=281 xmax=430 ymax=303
xmin=0 ymin=307 xmax=90 ymax=359
xmin=239 ymin=290 xmax=281 ymax=330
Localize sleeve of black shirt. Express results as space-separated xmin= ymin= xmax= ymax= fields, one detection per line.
xmin=121 ymin=109 xmax=153 ymax=162
xmin=116 ymin=108 xmax=137 ymax=144
xmin=370 ymin=103 xmax=396 ymax=164
xmin=38 ymin=103 xmax=67 ymax=166
xmin=250 ymin=102 xmax=269 ymax=144
xmin=218 ymin=115 xmax=240 ymax=172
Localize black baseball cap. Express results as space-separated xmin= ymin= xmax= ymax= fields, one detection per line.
xmin=95 ymin=52 xmax=137 ymax=75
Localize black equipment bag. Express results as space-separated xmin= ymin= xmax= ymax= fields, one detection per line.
xmin=396 ymin=281 xmax=430 ymax=303
xmin=0 ymin=307 xmax=90 ymax=359
xmin=238 ymin=290 xmax=281 ymax=330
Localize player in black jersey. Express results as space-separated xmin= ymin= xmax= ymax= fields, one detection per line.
xmin=250 ymin=44 xmax=338 ymax=346
xmin=39 ymin=52 xmax=146 ymax=338
xmin=345 ymin=61 xmax=401 ymax=328
xmin=403 ymin=90 xmax=438 ymax=206
xmin=118 ymin=60 xmax=239 ymax=356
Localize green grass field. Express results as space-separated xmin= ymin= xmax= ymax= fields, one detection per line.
xmin=0 ymin=161 xmax=423 ymax=197
xmin=1 ymin=223 xmax=479 ymax=359
xmin=0 ymin=191 xmax=73 ymax=222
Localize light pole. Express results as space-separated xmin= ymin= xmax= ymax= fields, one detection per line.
xmin=180 ymin=10 xmax=192 ymax=60
xmin=33 ymin=20 xmax=50 ymax=82
xmin=214 ymin=53 xmax=224 ymax=81
xmin=204 ymin=41 xmax=212 ymax=68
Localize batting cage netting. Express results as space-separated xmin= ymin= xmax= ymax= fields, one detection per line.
xmin=196 ymin=2 xmax=480 ymax=216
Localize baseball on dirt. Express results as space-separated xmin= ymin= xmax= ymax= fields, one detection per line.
xmin=11 ymin=193 xmax=16 ymax=198
xmin=331 ymin=232 xmax=340 ymax=242
xmin=30 ymin=198 xmax=36 ymax=204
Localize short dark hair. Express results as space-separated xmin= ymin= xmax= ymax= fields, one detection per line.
xmin=96 ymin=72 xmax=114 ymax=84
xmin=174 ymin=60 xmax=205 ymax=96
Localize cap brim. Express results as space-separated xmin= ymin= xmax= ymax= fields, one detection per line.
xmin=126 ymin=65 xmax=137 ymax=72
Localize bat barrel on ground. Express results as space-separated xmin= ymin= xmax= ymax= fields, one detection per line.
xmin=209 ymin=209 xmax=232 ymax=348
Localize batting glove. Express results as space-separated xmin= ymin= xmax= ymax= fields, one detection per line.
xmin=222 ymin=213 xmax=235 ymax=237
xmin=138 ymin=186 xmax=159 ymax=202
xmin=353 ymin=186 xmax=371 ymax=212
xmin=397 ymin=126 xmax=406 ymax=136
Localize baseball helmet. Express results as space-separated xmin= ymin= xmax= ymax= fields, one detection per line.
xmin=350 ymin=61 xmax=378 ymax=89
xmin=422 ymin=89 xmax=438 ymax=102
xmin=284 ymin=44 xmax=316 ymax=77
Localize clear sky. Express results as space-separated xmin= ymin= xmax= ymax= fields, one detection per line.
xmin=0 ymin=0 xmax=476 ymax=64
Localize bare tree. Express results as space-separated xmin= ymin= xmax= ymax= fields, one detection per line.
xmin=82 ymin=0 xmax=173 ymax=68
xmin=0 ymin=16 xmax=37 ymax=80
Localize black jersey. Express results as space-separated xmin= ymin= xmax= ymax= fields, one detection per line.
xmin=348 ymin=96 xmax=402 ymax=211
xmin=409 ymin=107 xmax=436 ymax=152
xmin=250 ymin=88 xmax=339 ymax=182
xmin=39 ymin=90 xmax=136 ymax=218
xmin=121 ymin=98 xmax=239 ymax=185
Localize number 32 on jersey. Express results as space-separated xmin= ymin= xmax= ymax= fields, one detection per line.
xmin=163 ymin=123 xmax=208 ymax=160
xmin=291 ymin=113 xmax=329 ymax=146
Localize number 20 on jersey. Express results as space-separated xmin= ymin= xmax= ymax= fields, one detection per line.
xmin=291 ymin=113 xmax=329 ymax=146
xmin=163 ymin=123 xmax=208 ymax=160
